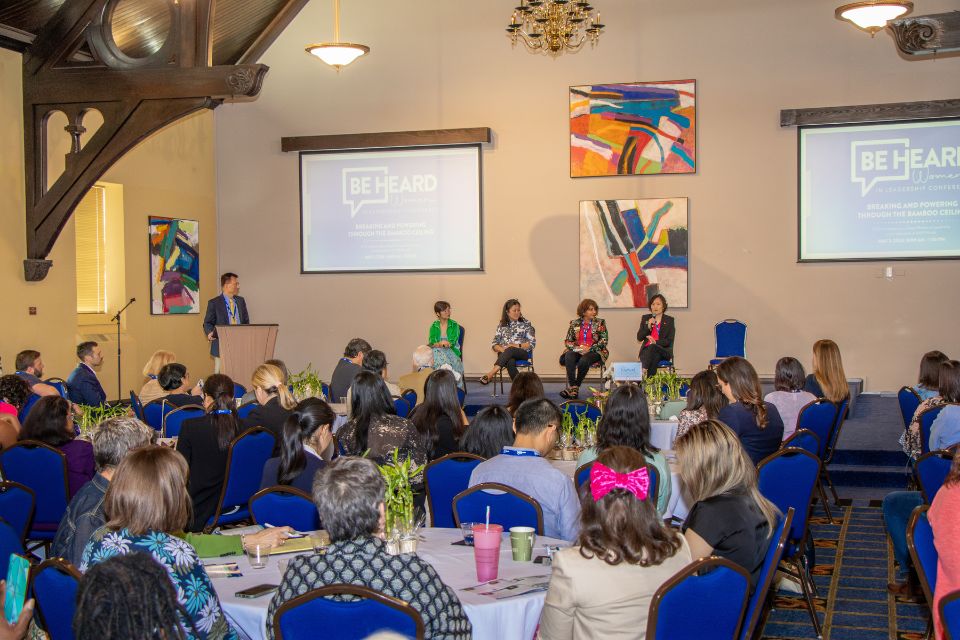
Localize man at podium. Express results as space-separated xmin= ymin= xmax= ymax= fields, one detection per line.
xmin=203 ymin=272 xmax=250 ymax=372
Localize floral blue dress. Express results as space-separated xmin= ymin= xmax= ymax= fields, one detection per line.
xmin=80 ymin=527 xmax=238 ymax=640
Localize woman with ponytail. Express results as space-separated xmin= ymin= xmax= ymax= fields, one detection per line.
xmin=260 ymin=398 xmax=334 ymax=492
xmin=241 ymin=364 xmax=296 ymax=451
xmin=715 ymin=357 xmax=784 ymax=465
xmin=176 ymin=374 xmax=243 ymax=531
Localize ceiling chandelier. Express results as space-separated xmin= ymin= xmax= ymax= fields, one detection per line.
xmin=835 ymin=1 xmax=914 ymax=36
xmin=305 ymin=0 xmax=369 ymax=71
xmin=506 ymin=0 xmax=605 ymax=55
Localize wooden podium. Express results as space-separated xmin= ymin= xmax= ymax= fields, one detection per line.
xmin=216 ymin=324 xmax=278 ymax=387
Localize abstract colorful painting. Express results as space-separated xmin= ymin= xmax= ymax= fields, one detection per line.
xmin=570 ymin=80 xmax=696 ymax=177
xmin=580 ymin=198 xmax=688 ymax=309
xmin=148 ymin=217 xmax=200 ymax=315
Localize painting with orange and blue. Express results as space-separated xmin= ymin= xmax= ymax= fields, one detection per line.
xmin=579 ymin=199 xmax=688 ymax=309
xmin=570 ymin=80 xmax=696 ymax=177
xmin=149 ymin=217 xmax=200 ymax=315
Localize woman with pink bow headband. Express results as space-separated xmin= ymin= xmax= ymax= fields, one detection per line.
xmin=538 ymin=446 xmax=692 ymax=639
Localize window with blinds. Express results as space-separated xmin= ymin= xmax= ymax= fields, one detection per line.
xmin=75 ymin=185 xmax=108 ymax=314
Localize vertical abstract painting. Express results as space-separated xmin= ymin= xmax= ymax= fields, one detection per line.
xmin=148 ymin=217 xmax=200 ymax=315
xmin=570 ymin=80 xmax=696 ymax=177
xmin=580 ymin=199 xmax=689 ymax=309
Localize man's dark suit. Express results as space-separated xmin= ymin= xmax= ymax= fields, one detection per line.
xmin=66 ymin=364 xmax=107 ymax=406
xmin=203 ymin=294 xmax=250 ymax=357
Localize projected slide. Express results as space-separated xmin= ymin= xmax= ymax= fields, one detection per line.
xmin=300 ymin=145 xmax=482 ymax=272
xmin=799 ymin=119 xmax=960 ymax=261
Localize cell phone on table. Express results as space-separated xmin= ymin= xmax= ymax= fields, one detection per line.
xmin=4 ymin=554 xmax=30 ymax=623
xmin=235 ymin=584 xmax=278 ymax=599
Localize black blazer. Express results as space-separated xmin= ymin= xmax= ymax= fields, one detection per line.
xmin=202 ymin=294 xmax=250 ymax=357
xmin=636 ymin=313 xmax=676 ymax=358
xmin=176 ymin=415 xmax=232 ymax=531
xmin=66 ymin=364 xmax=107 ymax=406
xmin=240 ymin=397 xmax=292 ymax=455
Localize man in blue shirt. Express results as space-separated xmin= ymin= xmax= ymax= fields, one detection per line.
xmin=14 ymin=350 xmax=60 ymax=397
xmin=66 ymin=341 xmax=107 ymax=406
xmin=469 ymin=398 xmax=580 ymax=541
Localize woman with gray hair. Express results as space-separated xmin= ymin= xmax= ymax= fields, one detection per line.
xmin=265 ymin=457 xmax=472 ymax=640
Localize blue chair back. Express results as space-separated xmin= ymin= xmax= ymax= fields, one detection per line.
xmin=321 ymin=382 xmax=330 ymax=401
xmin=559 ymin=400 xmax=602 ymax=430
xmin=44 ymin=378 xmax=69 ymax=399
xmin=205 ymin=427 xmax=276 ymax=531
xmin=916 ymin=449 xmax=954 ymax=503
xmin=714 ymin=319 xmax=747 ymax=360
xmin=940 ymin=589 xmax=960 ymax=640
xmin=237 ymin=401 xmax=260 ymax=419
xmin=782 ymin=429 xmax=821 ymax=457
xmin=758 ymin=449 xmax=819 ymax=560
xmin=796 ymin=399 xmax=838 ymax=460
xmin=0 ymin=519 xmax=25 ymax=580
xmin=574 ymin=462 xmax=659 ymax=507
xmin=274 ymin=584 xmax=425 ymax=640
xmin=825 ymin=397 xmax=850 ymax=461
xmin=898 ymin=386 xmax=922 ymax=430
xmin=234 ymin=383 xmax=247 ymax=399
xmin=907 ymin=505 xmax=937 ymax=609
xmin=424 ymin=453 xmax=484 ymax=529
xmin=401 ymin=389 xmax=417 ymax=408
xmin=456 ymin=325 xmax=465 ymax=353
xmin=142 ymin=399 xmax=174 ymax=431
xmin=456 ymin=387 xmax=465 ymax=407
xmin=393 ymin=396 xmax=411 ymax=418
xmin=452 ymin=483 xmax=544 ymax=534
xmin=919 ymin=405 xmax=947 ymax=456
xmin=0 ymin=442 xmax=68 ymax=540
xmin=646 ymin=557 xmax=751 ymax=640
xmin=31 ymin=558 xmax=81 ymax=640
xmin=740 ymin=509 xmax=793 ymax=640
xmin=163 ymin=405 xmax=205 ymax=438
xmin=129 ymin=390 xmax=144 ymax=420
xmin=17 ymin=394 xmax=40 ymax=423
xmin=250 ymin=487 xmax=321 ymax=531
xmin=0 ymin=482 xmax=36 ymax=542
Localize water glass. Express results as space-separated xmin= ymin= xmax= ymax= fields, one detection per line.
xmin=246 ymin=543 xmax=272 ymax=569
xmin=460 ymin=522 xmax=480 ymax=546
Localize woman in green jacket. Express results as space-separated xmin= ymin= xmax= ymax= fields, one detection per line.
xmin=428 ymin=301 xmax=465 ymax=389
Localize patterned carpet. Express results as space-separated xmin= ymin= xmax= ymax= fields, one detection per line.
xmin=760 ymin=503 xmax=930 ymax=640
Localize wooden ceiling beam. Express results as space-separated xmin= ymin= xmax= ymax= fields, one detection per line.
xmin=236 ymin=0 xmax=311 ymax=65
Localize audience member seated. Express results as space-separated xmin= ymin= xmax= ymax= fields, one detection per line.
xmin=80 ymin=446 xmax=239 ymax=639
xmin=538 ymin=446 xmax=692 ymax=639
xmin=176 ymin=374 xmax=241 ymax=531
xmin=13 ymin=349 xmax=60 ymax=397
xmin=507 ymin=371 xmax=545 ymax=415
xmin=52 ymin=416 xmax=154 ymax=566
xmin=470 ymin=398 xmax=580 ymax=541
xmin=930 ymin=395 xmax=960 ymax=451
xmin=460 ymin=405 xmax=515 ymax=459
xmin=240 ymin=363 xmax=296 ymax=447
xmin=929 ymin=450 xmax=960 ymax=639
xmin=676 ymin=421 xmax=779 ymax=591
xmin=241 ymin=358 xmax=288 ymax=405
xmin=636 ymin=294 xmax=675 ymax=378
xmin=74 ymin=552 xmax=191 ymax=640
xmin=329 ymin=338 xmax=372 ymax=403
xmin=915 ymin=350 xmax=949 ymax=401
xmin=67 ymin=341 xmax=107 ymax=407
xmin=345 ymin=350 xmax=402 ymax=416
xmin=559 ymin=298 xmax=609 ymax=400
xmin=0 ymin=375 xmax=29 ymax=448
xmin=265 ymin=456 xmax=472 ymax=640
xmin=765 ymin=357 xmax=816 ymax=442
xmin=882 ymin=488 xmax=925 ymax=599
xmin=260 ymin=398 xmax=333 ymax=493
xmin=20 ymin=395 xmax=94 ymax=497
xmin=138 ymin=350 xmax=176 ymax=404
xmin=577 ymin=383 xmax=671 ymax=515
xmin=803 ymin=338 xmax=850 ymax=404
xmin=428 ymin=300 xmax=465 ymax=387
xmin=156 ymin=363 xmax=204 ymax=407
xmin=902 ymin=360 xmax=959 ymax=460
xmin=676 ymin=369 xmax=727 ymax=438
xmin=480 ymin=298 xmax=536 ymax=385
xmin=337 ymin=371 xmax=426 ymax=470
xmin=398 ymin=345 xmax=435 ymax=407
xmin=716 ymin=357 xmax=784 ymax=465
xmin=410 ymin=370 xmax=468 ymax=461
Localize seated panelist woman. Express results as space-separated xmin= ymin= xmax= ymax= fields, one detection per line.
xmin=480 ymin=299 xmax=536 ymax=385
xmin=559 ymin=298 xmax=608 ymax=400
xmin=636 ymin=294 xmax=675 ymax=377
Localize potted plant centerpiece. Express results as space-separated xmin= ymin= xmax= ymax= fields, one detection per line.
xmin=77 ymin=403 xmax=130 ymax=439
xmin=289 ymin=364 xmax=327 ymax=402
xmin=378 ymin=449 xmax=425 ymax=554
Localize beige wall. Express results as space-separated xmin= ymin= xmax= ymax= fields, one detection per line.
xmin=214 ymin=0 xmax=960 ymax=391
xmin=1 ymin=47 xmax=219 ymax=400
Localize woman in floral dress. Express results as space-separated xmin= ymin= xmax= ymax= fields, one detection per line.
xmin=480 ymin=298 xmax=536 ymax=385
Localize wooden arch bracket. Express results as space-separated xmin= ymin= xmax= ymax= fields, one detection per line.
xmin=21 ymin=0 xmax=269 ymax=281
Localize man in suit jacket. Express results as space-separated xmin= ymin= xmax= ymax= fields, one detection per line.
xmin=203 ymin=272 xmax=250 ymax=369
xmin=67 ymin=341 xmax=107 ymax=406
xmin=636 ymin=293 xmax=676 ymax=377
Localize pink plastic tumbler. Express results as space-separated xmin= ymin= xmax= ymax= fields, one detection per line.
xmin=472 ymin=524 xmax=503 ymax=582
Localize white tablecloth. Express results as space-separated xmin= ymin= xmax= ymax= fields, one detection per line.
xmin=650 ymin=420 xmax=679 ymax=451
xmin=216 ymin=528 xmax=566 ymax=640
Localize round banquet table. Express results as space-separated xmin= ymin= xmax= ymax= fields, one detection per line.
xmin=216 ymin=527 xmax=568 ymax=640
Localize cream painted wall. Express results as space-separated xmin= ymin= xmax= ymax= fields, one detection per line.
xmin=215 ymin=0 xmax=960 ymax=391
xmin=1 ymin=47 xmax=219 ymax=400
